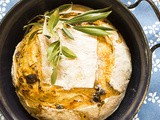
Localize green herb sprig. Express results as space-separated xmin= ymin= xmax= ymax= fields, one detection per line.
xmin=47 ymin=8 xmax=60 ymax=34
xmin=47 ymin=40 xmax=77 ymax=84
xmin=73 ymin=26 xmax=112 ymax=36
xmin=62 ymin=24 xmax=74 ymax=40
xmin=45 ymin=7 xmax=77 ymax=84
xmin=24 ymin=4 xmax=114 ymax=85
xmin=65 ymin=11 xmax=112 ymax=24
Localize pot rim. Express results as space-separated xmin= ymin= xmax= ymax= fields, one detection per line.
xmin=0 ymin=0 xmax=152 ymax=120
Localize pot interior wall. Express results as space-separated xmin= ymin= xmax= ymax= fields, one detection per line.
xmin=0 ymin=0 xmax=150 ymax=120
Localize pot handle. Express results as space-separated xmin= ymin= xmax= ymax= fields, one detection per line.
xmin=151 ymin=44 xmax=160 ymax=53
xmin=124 ymin=0 xmax=160 ymax=21
xmin=124 ymin=0 xmax=160 ymax=52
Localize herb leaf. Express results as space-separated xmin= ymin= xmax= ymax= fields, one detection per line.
xmin=47 ymin=40 xmax=60 ymax=59
xmin=43 ymin=15 xmax=50 ymax=35
xmin=52 ymin=55 xmax=61 ymax=67
xmin=24 ymin=23 xmax=42 ymax=29
xmin=49 ymin=4 xmax=72 ymax=15
xmin=75 ymin=6 xmax=111 ymax=18
xmin=50 ymin=50 xmax=60 ymax=63
xmin=51 ymin=67 xmax=58 ymax=85
xmin=73 ymin=26 xmax=111 ymax=36
xmin=58 ymin=4 xmax=72 ymax=12
xmin=29 ymin=29 xmax=40 ymax=40
xmin=59 ymin=18 xmax=69 ymax=21
xmin=48 ymin=9 xmax=60 ymax=34
xmin=44 ymin=35 xmax=51 ymax=39
xmin=65 ymin=11 xmax=112 ymax=24
xmin=75 ymin=25 xmax=115 ymax=31
xmin=62 ymin=26 xmax=74 ymax=40
xmin=27 ymin=15 xmax=45 ymax=24
xmin=62 ymin=46 xmax=77 ymax=59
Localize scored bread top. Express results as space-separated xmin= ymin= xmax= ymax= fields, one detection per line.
xmin=12 ymin=5 xmax=132 ymax=120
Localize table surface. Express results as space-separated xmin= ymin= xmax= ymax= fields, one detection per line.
xmin=0 ymin=0 xmax=160 ymax=120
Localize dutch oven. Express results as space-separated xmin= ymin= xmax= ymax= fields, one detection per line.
xmin=0 ymin=0 xmax=160 ymax=120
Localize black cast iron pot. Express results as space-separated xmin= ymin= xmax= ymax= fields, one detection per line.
xmin=0 ymin=0 xmax=160 ymax=120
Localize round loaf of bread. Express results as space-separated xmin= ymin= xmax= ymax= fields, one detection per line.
xmin=12 ymin=5 xmax=132 ymax=120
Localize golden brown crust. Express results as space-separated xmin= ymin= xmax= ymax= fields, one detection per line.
xmin=99 ymin=94 xmax=124 ymax=119
xmin=12 ymin=5 xmax=132 ymax=120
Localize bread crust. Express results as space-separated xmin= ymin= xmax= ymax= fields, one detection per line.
xmin=12 ymin=5 xmax=132 ymax=120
